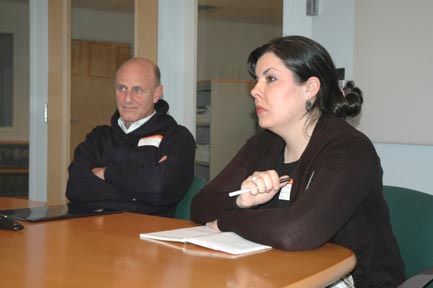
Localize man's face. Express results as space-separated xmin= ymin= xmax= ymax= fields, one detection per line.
xmin=115 ymin=60 xmax=162 ymax=127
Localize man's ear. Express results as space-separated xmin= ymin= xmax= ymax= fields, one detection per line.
xmin=153 ymin=84 xmax=163 ymax=103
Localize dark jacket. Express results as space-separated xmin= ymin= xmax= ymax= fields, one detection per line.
xmin=66 ymin=100 xmax=196 ymax=217
xmin=191 ymin=112 xmax=405 ymax=287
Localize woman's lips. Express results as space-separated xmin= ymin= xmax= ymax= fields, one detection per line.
xmin=256 ymin=105 xmax=265 ymax=115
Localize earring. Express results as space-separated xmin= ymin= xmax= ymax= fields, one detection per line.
xmin=305 ymin=99 xmax=312 ymax=112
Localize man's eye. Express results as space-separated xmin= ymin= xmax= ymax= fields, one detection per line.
xmin=266 ymin=76 xmax=276 ymax=83
xmin=132 ymin=87 xmax=144 ymax=94
xmin=117 ymin=86 xmax=127 ymax=92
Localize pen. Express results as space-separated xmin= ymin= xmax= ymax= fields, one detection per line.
xmin=305 ymin=171 xmax=315 ymax=191
xmin=228 ymin=176 xmax=291 ymax=197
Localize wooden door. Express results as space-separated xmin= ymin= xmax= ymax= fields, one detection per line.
xmin=70 ymin=39 xmax=131 ymax=160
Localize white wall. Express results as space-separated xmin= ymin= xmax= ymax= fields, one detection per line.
xmin=375 ymin=143 xmax=433 ymax=195
xmin=158 ymin=0 xmax=197 ymax=136
xmin=282 ymin=0 xmax=312 ymax=37
xmin=312 ymin=0 xmax=355 ymax=80
xmin=0 ymin=0 xmax=29 ymax=141
xmin=29 ymin=0 xmax=48 ymax=201
xmin=282 ymin=0 xmax=354 ymax=79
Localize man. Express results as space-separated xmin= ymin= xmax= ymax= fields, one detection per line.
xmin=66 ymin=57 xmax=196 ymax=217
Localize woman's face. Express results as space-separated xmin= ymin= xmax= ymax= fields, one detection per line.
xmin=251 ymin=52 xmax=308 ymax=132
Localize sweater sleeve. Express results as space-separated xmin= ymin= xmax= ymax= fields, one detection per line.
xmin=66 ymin=128 xmax=119 ymax=202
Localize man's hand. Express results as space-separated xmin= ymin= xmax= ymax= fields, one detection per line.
xmin=92 ymin=167 xmax=106 ymax=180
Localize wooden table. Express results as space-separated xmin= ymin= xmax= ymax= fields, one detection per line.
xmin=0 ymin=198 xmax=356 ymax=288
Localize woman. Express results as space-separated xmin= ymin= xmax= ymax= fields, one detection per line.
xmin=190 ymin=36 xmax=405 ymax=287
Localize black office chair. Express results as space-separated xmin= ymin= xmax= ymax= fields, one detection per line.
xmin=383 ymin=185 xmax=433 ymax=288
xmin=398 ymin=267 xmax=433 ymax=288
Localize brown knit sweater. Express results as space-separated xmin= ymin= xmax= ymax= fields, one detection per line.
xmin=191 ymin=113 xmax=405 ymax=288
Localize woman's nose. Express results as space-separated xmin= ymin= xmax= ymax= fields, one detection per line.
xmin=250 ymin=82 xmax=261 ymax=99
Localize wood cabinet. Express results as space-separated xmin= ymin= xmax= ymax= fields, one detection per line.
xmin=195 ymin=79 xmax=256 ymax=182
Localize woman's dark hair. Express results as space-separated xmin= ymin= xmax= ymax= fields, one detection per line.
xmin=247 ymin=35 xmax=363 ymax=119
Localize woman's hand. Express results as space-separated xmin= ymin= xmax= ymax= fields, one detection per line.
xmin=206 ymin=220 xmax=221 ymax=231
xmin=236 ymin=170 xmax=288 ymax=208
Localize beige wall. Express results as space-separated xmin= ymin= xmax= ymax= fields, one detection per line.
xmin=72 ymin=8 xmax=134 ymax=43
xmin=0 ymin=0 xmax=29 ymax=141
xmin=355 ymin=0 xmax=433 ymax=145
xmin=197 ymin=19 xmax=282 ymax=81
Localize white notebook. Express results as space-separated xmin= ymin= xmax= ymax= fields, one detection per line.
xmin=140 ymin=226 xmax=272 ymax=255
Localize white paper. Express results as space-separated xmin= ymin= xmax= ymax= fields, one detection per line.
xmin=140 ymin=226 xmax=219 ymax=242
xmin=140 ymin=226 xmax=272 ymax=255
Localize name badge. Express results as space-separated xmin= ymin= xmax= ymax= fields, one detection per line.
xmin=278 ymin=179 xmax=293 ymax=201
xmin=138 ymin=135 xmax=163 ymax=148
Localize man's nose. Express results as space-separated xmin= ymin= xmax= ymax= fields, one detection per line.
xmin=124 ymin=90 xmax=133 ymax=102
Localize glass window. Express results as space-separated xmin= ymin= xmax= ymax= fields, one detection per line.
xmin=0 ymin=33 xmax=13 ymax=127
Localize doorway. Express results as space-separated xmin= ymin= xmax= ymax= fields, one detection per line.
xmin=195 ymin=0 xmax=283 ymax=180
xmin=69 ymin=3 xmax=134 ymax=159
xmin=70 ymin=39 xmax=131 ymax=160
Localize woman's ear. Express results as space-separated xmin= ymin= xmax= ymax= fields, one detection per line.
xmin=305 ymin=76 xmax=320 ymax=100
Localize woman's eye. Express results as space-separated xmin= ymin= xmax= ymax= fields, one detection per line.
xmin=266 ymin=76 xmax=276 ymax=83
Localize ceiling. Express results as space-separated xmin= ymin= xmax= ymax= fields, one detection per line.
xmin=71 ymin=0 xmax=283 ymax=26
xmin=2 ymin=0 xmax=282 ymax=26
xmin=197 ymin=0 xmax=282 ymax=26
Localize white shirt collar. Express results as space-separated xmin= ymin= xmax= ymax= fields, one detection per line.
xmin=118 ymin=110 xmax=156 ymax=134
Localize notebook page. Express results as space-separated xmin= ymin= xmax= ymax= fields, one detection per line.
xmin=186 ymin=232 xmax=271 ymax=255
xmin=140 ymin=226 xmax=220 ymax=242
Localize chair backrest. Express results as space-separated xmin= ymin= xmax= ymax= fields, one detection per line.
xmin=174 ymin=176 xmax=206 ymax=220
xmin=383 ymin=185 xmax=433 ymax=279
